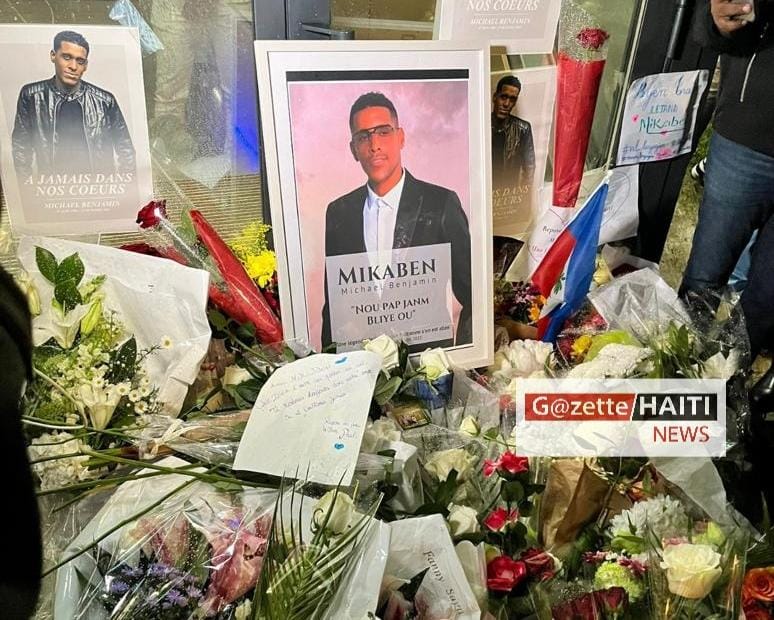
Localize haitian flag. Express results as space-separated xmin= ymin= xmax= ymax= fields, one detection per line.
xmin=534 ymin=181 xmax=609 ymax=342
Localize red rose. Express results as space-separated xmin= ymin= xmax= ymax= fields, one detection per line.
xmin=520 ymin=548 xmax=554 ymax=578
xmin=744 ymin=568 xmax=774 ymax=604
xmin=744 ymin=601 xmax=774 ymax=620
xmin=500 ymin=451 xmax=530 ymax=476
xmin=594 ymin=587 xmax=628 ymax=614
xmin=482 ymin=451 xmax=529 ymax=479
xmin=136 ymin=200 xmax=167 ymax=229
xmin=551 ymin=602 xmax=575 ymax=620
xmin=486 ymin=556 xmax=528 ymax=593
xmin=572 ymin=593 xmax=603 ymax=619
xmin=576 ymin=27 xmax=609 ymax=51
xmin=483 ymin=507 xmax=519 ymax=532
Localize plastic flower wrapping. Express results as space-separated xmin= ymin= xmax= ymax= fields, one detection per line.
xmin=22 ymin=198 xmax=771 ymax=620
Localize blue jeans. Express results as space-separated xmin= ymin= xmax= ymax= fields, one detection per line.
xmin=742 ymin=216 xmax=774 ymax=358
xmin=681 ymin=133 xmax=774 ymax=295
xmin=728 ymin=233 xmax=756 ymax=292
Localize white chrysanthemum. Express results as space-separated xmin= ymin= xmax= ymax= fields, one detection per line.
xmin=92 ymin=376 xmax=105 ymax=389
xmin=116 ymin=383 xmax=130 ymax=396
xmin=134 ymin=401 xmax=148 ymax=414
xmin=139 ymin=386 xmax=151 ymax=398
xmin=128 ymin=389 xmax=141 ymax=403
xmin=160 ymin=335 xmax=173 ymax=349
xmin=609 ymin=494 xmax=690 ymax=540
xmin=28 ymin=432 xmax=95 ymax=491
xmin=140 ymin=375 xmax=150 ymax=387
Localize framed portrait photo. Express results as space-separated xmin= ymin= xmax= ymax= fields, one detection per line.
xmin=256 ymin=40 xmax=493 ymax=369
xmin=490 ymin=65 xmax=556 ymax=238
xmin=0 ymin=24 xmax=153 ymax=235
xmin=434 ymin=0 xmax=562 ymax=55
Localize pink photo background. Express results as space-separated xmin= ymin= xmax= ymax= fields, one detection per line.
xmin=287 ymin=79 xmax=470 ymax=347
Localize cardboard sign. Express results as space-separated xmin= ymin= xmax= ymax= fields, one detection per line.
xmin=617 ymin=70 xmax=709 ymax=166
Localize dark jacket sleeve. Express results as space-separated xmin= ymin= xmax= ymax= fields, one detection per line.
xmin=0 ymin=269 xmax=41 ymax=619
xmin=693 ymin=0 xmax=764 ymax=55
xmin=108 ymin=98 xmax=136 ymax=174
xmin=11 ymin=89 xmax=35 ymax=179
xmin=441 ymin=191 xmax=472 ymax=346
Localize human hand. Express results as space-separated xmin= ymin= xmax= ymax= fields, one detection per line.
xmin=711 ymin=0 xmax=754 ymax=35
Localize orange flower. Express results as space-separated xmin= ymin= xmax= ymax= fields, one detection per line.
xmin=743 ymin=568 xmax=774 ymax=604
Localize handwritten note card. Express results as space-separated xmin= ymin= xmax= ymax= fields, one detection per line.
xmin=616 ymin=70 xmax=709 ymax=166
xmin=233 ymin=351 xmax=382 ymax=486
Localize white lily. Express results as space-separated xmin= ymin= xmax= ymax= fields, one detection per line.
xmin=78 ymin=382 xmax=122 ymax=430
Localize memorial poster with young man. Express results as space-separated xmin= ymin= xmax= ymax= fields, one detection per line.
xmin=0 ymin=25 xmax=153 ymax=235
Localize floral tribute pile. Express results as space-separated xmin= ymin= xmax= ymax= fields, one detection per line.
xmin=15 ymin=200 xmax=774 ymax=620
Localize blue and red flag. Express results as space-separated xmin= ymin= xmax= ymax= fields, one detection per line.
xmin=533 ymin=181 xmax=609 ymax=342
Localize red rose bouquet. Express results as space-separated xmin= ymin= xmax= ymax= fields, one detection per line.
xmin=553 ymin=3 xmax=610 ymax=208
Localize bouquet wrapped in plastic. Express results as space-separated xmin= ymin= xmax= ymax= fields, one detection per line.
xmin=135 ymin=201 xmax=282 ymax=344
xmin=553 ymin=2 xmax=610 ymax=208
xmin=54 ymin=458 xmax=276 ymax=619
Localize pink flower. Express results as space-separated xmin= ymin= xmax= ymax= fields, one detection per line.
xmin=131 ymin=515 xmax=190 ymax=566
xmin=483 ymin=507 xmax=519 ymax=532
xmin=136 ymin=200 xmax=167 ymax=229
xmin=576 ymin=27 xmax=609 ymax=51
xmin=483 ymin=458 xmax=500 ymax=478
xmin=486 ymin=556 xmax=528 ymax=592
xmin=201 ymin=513 xmax=271 ymax=614
xmin=483 ymin=451 xmax=529 ymax=479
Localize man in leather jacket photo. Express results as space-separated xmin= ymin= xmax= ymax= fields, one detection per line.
xmin=11 ymin=30 xmax=136 ymax=179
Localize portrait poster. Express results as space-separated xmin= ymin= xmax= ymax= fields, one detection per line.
xmin=0 ymin=24 xmax=153 ymax=235
xmin=256 ymin=40 xmax=493 ymax=369
xmin=490 ymin=66 xmax=555 ymax=238
xmin=434 ymin=0 xmax=562 ymax=54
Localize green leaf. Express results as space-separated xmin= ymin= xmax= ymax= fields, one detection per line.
xmin=374 ymin=376 xmax=402 ymax=406
xmin=108 ymin=337 xmax=137 ymax=383
xmin=501 ymin=480 xmax=525 ymax=503
xmin=54 ymin=277 xmax=83 ymax=314
xmin=36 ymin=246 xmax=58 ymax=283
xmin=433 ymin=469 xmax=459 ymax=508
xmin=56 ymin=253 xmax=85 ymax=288
xmin=207 ymin=308 xmax=229 ymax=332
xmin=483 ymin=427 xmax=500 ymax=441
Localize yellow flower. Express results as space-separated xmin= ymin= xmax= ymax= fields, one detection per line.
xmin=245 ymin=250 xmax=276 ymax=287
xmin=229 ymin=221 xmax=272 ymax=261
xmin=572 ymin=334 xmax=593 ymax=360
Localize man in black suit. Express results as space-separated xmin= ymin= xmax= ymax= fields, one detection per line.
xmin=321 ymin=91 xmax=472 ymax=350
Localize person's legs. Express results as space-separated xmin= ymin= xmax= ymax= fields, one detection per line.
xmin=680 ymin=133 xmax=774 ymax=298
xmin=741 ymin=215 xmax=774 ymax=363
xmin=728 ymin=232 xmax=757 ymax=292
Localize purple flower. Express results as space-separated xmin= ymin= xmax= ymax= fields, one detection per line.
xmin=166 ymin=589 xmax=189 ymax=608
xmin=109 ymin=580 xmax=130 ymax=595
xmin=148 ymin=563 xmax=171 ymax=578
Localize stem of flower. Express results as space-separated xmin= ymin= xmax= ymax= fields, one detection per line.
xmin=22 ymin=416 xmax=85 ymax=431
xmin=41 ymin=475 xmax=199 ymax=578
xmin=79 ymin=448 xmax=273 ymax=490
xmin=32 ymin=368 xmax=89 ymax=426
xmin=39 ymin=465 xmax=200 ymax=498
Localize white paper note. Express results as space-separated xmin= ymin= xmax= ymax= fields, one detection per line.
xmin=233 ymin=351 xmax=382 ymax=485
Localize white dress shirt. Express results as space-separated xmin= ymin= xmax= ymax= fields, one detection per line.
xmin=363 ymin=170 xmax=405 ymax=258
